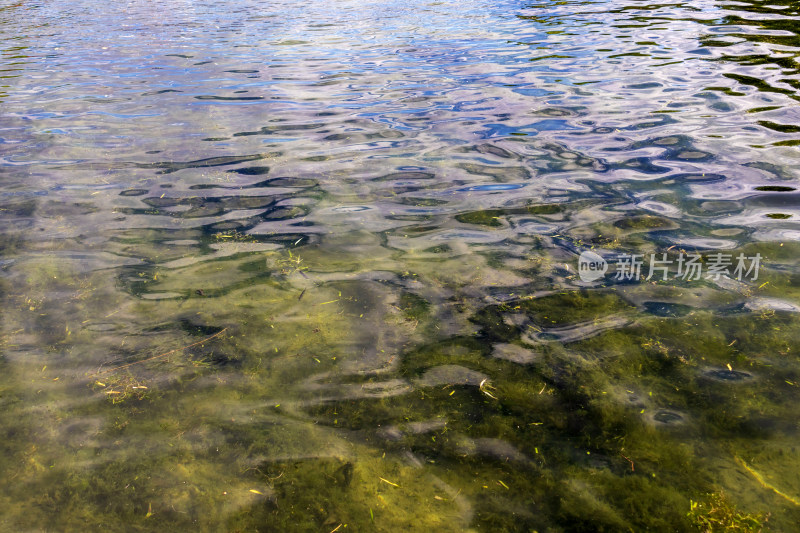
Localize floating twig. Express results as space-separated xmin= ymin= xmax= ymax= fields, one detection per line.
xmin=479 ymin=379 xmax=498 ymax=400
xmin=620 ymin=452 xmax=634 ymax=472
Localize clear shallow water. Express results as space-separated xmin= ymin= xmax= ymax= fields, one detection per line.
xmin=2 ymin=0 xmax=800 ymax=530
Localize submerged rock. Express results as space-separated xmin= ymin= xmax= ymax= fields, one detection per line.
xmin=702 ymin=368 xmax=754 ymax=383
xmin=414 ymin=364 xmax=489 ymax=387
xmin=745 ymin=298 xmax=800 ymax=313
xmin=643 ymin=301 xmax=693 ymax=317
xmin=491 ymin=343 xmax=539 ymax=364
xmin=652 ymin=410 xmax=686 ymax=426
xmin=454 ymin=436 xmax=529 ymax=463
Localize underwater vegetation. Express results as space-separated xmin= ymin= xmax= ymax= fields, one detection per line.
xmin=1 ymin=236 xmax=797 ymax=532
xmin=3 ymin=0 xmax=800 ymax=530
xmin=689 ymin=492 xmax=769 ymax=532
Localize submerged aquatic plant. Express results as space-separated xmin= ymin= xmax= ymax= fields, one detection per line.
xmin=92 ymin=373 xmax=149 ymax=404
xmin=688 ymin=492 xmax=769 ymax=532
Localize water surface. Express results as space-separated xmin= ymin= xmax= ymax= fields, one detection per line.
xmin=2 ymin=0 xmax=800 ymax=530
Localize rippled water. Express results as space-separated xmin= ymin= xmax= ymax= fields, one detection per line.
xmin=2 ymin=0 xmax=800 ymax=530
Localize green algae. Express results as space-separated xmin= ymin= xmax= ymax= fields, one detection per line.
xmin=3 ymin=98 xmax=800 ymax=533
xmin=527 ymin=204 xmax=565 ymax=215
xmin=516 ymin=290 xmax=633 ymax=326
xmin=614 ymin=214 xmax=674 ymax=231
xmin=398 ymin=291 xmax=431 ymax=322
xmin=689 ymin=492 xmax=769 ymax=532
xmin=3 ymin=228 xmax=800 ymax=533
xmin=455 ymin=210 xmax=504 ymax=227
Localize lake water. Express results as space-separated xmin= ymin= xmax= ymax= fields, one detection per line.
xmin=2 ymin=0 xmax=800 ymax=530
